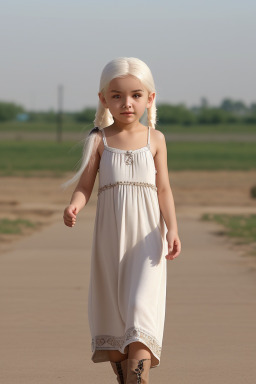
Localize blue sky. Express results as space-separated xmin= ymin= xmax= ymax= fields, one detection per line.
xmin=0 ymin=0 xmax=255 ymax=111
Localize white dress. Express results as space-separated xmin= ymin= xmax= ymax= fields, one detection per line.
xmin=88 ymin=126 xmax=168 ymax=368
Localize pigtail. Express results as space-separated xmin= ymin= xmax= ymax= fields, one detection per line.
xmin=94 ymin=100 xmax=114 ymax=128
xmin=61 ymin=100 xmax=113 ymax=190
xmin=147 ymin=98 xmax=157 ymax=129
xmin=60 ymin=127 xmax=100 ymax=190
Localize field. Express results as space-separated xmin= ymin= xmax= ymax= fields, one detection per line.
xmin=1 ymin=121 xmax=256 ymax=133
xmin=1 ymin=141 xmax=256 ymax=176
xmin=0 ymin=123 xmax=256 ymax=259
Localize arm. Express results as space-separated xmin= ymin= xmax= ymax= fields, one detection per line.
xmin=154 ymin=130 xmax=181 ymax=260
xmin=69 ymin=133 xmax=101 ymax=212
xmin=63 ymin=132 xmax=101 ymax=227
xmin=154 ymin=131 xmax=178 ymax=233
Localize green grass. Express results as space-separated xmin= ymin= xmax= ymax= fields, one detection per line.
xmin=166 ymin=142 xmax=256 ymax=170
xmin=201 ymin=213 xmax=256 ymax=256
xmin=0 ymin=218 xmax=38 ymax=234
xmin=0 ymin=140 xmax=256 ymax=175
xmin=0 ymin=121 xmax=93 ymax=133
xmin=158 ymin=123 xmax=256 ymax=134
xmin=0 ymin=140 xmax=83 ymax=175
xmin=1 ymin=121 xmax=256 ymax=134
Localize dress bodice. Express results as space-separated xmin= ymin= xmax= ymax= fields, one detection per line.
xmin=98 ymin=126 xmax=157 ymax=191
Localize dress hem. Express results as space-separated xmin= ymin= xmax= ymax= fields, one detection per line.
xmin=91 ymin=326 xmax=162 ymax=368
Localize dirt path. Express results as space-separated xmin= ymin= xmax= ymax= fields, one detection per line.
xmin=1 ymin=172 xmax=256 ymax=382
xmin=1 ymin=170 xmax=256 ymax=254
xmin=1 ymin=201 xmax=256 ymax=383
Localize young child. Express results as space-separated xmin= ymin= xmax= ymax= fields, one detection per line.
xmin=63 ymin=57 xmax=181 ymax=383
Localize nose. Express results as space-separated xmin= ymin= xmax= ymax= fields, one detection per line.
xmin=122 ymin=97 xmax=132 ymax=109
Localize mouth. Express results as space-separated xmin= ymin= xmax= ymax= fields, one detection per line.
xmin=121 ymin=112 xmax=134 ymax=115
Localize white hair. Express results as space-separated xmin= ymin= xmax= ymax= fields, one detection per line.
xmin=61 ymin=57 xmax=157 ymax=189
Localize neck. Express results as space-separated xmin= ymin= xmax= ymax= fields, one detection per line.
xmin=112 ymin=120 xmax=142 ymax=132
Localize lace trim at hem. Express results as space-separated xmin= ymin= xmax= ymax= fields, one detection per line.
xmin=91 ymin=326 xmax=162 ymax=359
xmin=97 ymin=181 xmax=157 ymax=196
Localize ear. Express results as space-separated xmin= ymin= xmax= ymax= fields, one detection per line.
xmin=98 ymin=92 xmax=108 ymax=108
xmin=146 ymin=92 xmax=155 ymax=109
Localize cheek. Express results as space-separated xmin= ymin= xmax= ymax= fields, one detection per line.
xmin=109 ymin=100 xmax=120 ymax=109
xmin=137 ymin=99 xmax=148 ymax=109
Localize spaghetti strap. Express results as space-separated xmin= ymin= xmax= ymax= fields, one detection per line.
xmin=147 ymin=126 xmax=150 ymax=148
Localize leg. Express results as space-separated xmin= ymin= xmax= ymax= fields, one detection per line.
xmin=127 ymin=342 xmax=151 ymax=383
xmin=109 ymin=349 xmax=128 ymax=362
xmin=128 ymin=342 xmax=151 ymax=360
xmin=109 ymin=350 xmax=128 ymax=384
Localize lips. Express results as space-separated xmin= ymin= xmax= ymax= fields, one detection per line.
xmin=121 ymin=112 xmax=134 ymax=115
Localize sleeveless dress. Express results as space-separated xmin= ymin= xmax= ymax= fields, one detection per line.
xmin=88 ymin=126 xmax=168 ymax=368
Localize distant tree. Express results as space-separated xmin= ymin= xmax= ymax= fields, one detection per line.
xmin=243 ymin=103 xmax=256 ymax=123
xmin=220 ymin=98 xmax=248 ymax=115
xmin=157 ymin=103 xmax=196 ymax=125
xmin=243 ymin=115 xmax=256 ymax=123
xmin=0 ymin=101 xmax=24 ymax=122
xmin=220 ymin=98 xmax=235 ymax=112
xmin=200 ymin=97 xmax=209 ymax=109
xmin=249 ymin=103 xmax=256 ymax=113
xmin=75 ymin=108 xmax=96 ymax=122
xmin=233 ymin=101 xmax=247 ymax=115
xmin=197 ymin=107 xmax=237 ymax=124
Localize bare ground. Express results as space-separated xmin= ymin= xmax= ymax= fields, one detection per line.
xmin=1 ymin=170 xmax=256 ymax=259
xmin=1 ymin=171 xmax=256 ymax=383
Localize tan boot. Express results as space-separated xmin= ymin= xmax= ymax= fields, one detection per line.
xmin=126 ymin=358 xmax=151 ymax=384
xmin=110 ymin=359 xmax=128 ymax=384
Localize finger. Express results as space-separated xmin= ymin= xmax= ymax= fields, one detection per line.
xmin=166 ymin=254 xmax=175 ymax=260
xmin=65 ymin=221 xmax=75 ymax=228
xmin=166 ymin=249 xmax=180 ymax=260
xmin=166 ymin=254 xmax=176 ymax=260
xmin=168 ymin=243 xmax=173 ymax=252
xmin=63 ymin=216 xmax=75 ymax=225
xmin=64 ymin=217 xmax=73 ymax=223
xmin=64 ymin=214 xmax=76 ymax=221
xmin=171 ymin=250 xmax=181 ymax=259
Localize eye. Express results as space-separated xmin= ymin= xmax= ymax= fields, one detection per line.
xmin=112 ymin=94 xmax=120 ymax=99
xmin=133 ymin=93 xmax=142 ymax=98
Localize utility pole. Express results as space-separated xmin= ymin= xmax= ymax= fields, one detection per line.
xmin=57 ymin=84 xmax=63 ymax=142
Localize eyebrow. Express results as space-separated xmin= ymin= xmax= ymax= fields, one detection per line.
xmin=110 ymin=89 xmax=144 ymax=93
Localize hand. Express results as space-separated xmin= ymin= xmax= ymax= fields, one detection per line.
xmin=165 ymin=230 xmax=181 ymax=260
xmin=63 ymin=205 xmax=77 ymax=227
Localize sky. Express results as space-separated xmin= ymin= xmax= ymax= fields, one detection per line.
xmin=0 ymin=0 xmax=255 ymax=111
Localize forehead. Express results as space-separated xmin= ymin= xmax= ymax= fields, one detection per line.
xmin=107 ymin=75 xmax=145 ymax=92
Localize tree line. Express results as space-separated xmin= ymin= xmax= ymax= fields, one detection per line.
xmin=1 ymin=98 xmax=256 ymax=124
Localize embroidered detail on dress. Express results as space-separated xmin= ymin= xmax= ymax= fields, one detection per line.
xmin=124 ymin=150 xmax=134 ymax=165
xmin=97 ymin=181 xmax=158 ymax=196
xmin=91 ymin=327 xmax=162 ymax=360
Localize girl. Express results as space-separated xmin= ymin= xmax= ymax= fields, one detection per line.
xmin=63 ymin=57 xmax=181 ymax=384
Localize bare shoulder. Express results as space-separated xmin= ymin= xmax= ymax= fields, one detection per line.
xmin=151 ymin=128 xmax=165 ymax=141
xmin=94 ymin=129 xmax=103 ymax=143
xmin=93 ymin=129 xmax=104 ymax=156
xmin=150 ymin=128 xmax=166 ymax=156
xmin=88 ymin=129 xmax=103 ymax=149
